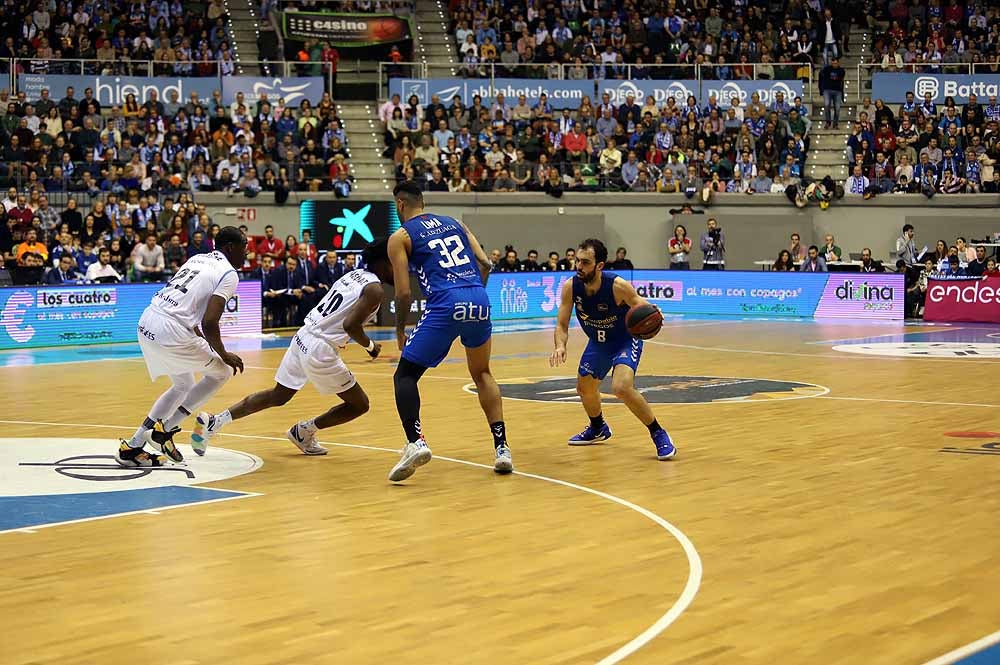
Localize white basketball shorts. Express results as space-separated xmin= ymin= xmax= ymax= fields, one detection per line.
xmin=137 ymin=309 xmax=231 ymax=380
xmin=274 ymin=329 xmax=356 ymax=394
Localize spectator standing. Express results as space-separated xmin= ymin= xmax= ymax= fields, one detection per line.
xmin=699 ymin=218 xmax=725 ymax=270
xmin=896 ymin=224 xmax=918 ymax=265
xmin=819 ymin=58 xmax=846 ymax=129
xmin=668 ymin=225 xmax=692 ymax=270
xmin=788 ymin=233 xmax=807 ymax=262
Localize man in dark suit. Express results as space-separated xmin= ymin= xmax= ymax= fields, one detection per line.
xmin=44 ymin=254 xmax=81 ymax=284
xmin=314 ymin=251 xmax=340 ymax=296
xmin=295 ymin=245 xmax=319 ymax=313
xmin=264 ymin=255 xmax=305 ymax=327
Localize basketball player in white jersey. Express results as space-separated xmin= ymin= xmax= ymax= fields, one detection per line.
xmin=117 ymin=226 xmax=248 ymax=467
xmin=191 ymin=239 xmax=394 ymax=455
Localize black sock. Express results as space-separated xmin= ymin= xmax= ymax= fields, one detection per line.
xmin=646 ymin=419 xmax=663 ymax=435
xmin=490 ymin=421 xmax=507 ymax=449
xmin=590 ymin=413 xmax=605 ymax=429
xmin=403 ymin=418 xmax=422 ymax=443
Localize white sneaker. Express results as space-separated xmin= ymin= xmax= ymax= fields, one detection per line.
xmin=388 ymin=438 xmax=432 ymax=482
xmin=287 ymin=423 xmax=328 ymax=456
xmin=191 ymin=412 xmax=221 ymax=457
xmin=493 ymin=445 xmax=513 ymax=474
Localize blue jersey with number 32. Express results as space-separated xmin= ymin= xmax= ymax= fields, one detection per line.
xmin=403 ymin=214 xmax=483 ymax=300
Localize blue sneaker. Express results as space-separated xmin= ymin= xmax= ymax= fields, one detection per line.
xmin=568 ymin=422 xmax=613 ymax=445
xmin=652 ymin=429 xmax=676 ymax=460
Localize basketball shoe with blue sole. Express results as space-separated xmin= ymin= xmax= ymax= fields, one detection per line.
xmin=652 ymin=429 xmax=676 ymax=460
xmin=568 ymin=422 xmax=613 ymax=445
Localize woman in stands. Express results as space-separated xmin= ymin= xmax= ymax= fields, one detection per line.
xmin=773 ymin=250 xmax=797 ymax=272
xmin=669 ymin=225 xmax=692 ymax=271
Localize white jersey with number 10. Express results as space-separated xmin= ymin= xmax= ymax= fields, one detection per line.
xmin=301 ymin=269 xmax=381 ymax=346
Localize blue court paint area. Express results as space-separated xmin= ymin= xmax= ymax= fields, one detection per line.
xmin=0 ymin=486 xmax=252 ymax=532
xmin=953 ymin=641 xmax=1000 ymax=665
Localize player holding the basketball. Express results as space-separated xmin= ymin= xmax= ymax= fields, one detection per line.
xmin=192 ymin=239 xmax=394 ymax=456
xmin=386 ymin=181 xmax=512 ymax=481
xmin=118 ymin=226 xmax=248 ymax=467
xmin=550 ymin=238 xmax=676 ymax=460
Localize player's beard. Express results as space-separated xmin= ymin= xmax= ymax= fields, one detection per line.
xmin=578 ymin=266 xmax=599 ymax=283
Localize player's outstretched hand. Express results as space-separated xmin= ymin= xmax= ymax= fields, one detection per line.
xmin=396 ymin=330 xmax=408 ymax=351
xmin=222 ymin=351 xmax=244 ymax=375
xmin=367 ymin=342 xmax=382 ymax=359
xmin=550 ymin=347 xmax=566 ymax=367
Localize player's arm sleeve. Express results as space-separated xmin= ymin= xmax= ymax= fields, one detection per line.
xmin=213 ymin=269 xmax=239 ymax=301
xmin=613 ymin=276 xmax=649 ymax=308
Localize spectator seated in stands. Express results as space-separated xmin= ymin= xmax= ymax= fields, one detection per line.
xmin=43 ymin=254 xmax=81 ymax=284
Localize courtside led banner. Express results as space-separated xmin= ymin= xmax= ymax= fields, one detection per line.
xmin=484 ymin=271 xmax=904 ymax=321
xmin=281 ymin=12 xmax=413 ymax=45
xmin=0 ymin=281 xmax=262 ymax=350
xmin=923 ymin=275 xmax=1000 ymax=323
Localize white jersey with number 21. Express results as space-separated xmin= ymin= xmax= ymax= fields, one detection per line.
xmin=148 ymin=251 xmax=239 ymax=330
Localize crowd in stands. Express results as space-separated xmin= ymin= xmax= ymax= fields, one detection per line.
xmin=446 ymin=0 xmax=852 ymax=79
xmin=0 ymin=188 xmax=237 ymax=286
xmin=485 ymin=244 xmax=635 ymax=272
xmin=839 ymin=93 xmax=1000 ymax=196
xmin=380 ymin=88 xmax=813 ymax=193
xmin=0 ymin=85 xmax=355 ymax=197
xmin=867 ymin=1 xmax=1000 ymax=72
xmin=1 ymin=0 xmax=234 ymax=76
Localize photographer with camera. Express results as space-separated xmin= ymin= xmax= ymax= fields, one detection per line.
xmin=699 ymin=218 xmax=726 ymax=270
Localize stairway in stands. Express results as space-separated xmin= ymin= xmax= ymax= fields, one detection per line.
xmin=338 ymin=100 xmax=393 ymax=192
xmin=806 ymin=25 xmax=872 ymax=183
xmin=415 ymin=0 xmax=457 ymax=77
xmin=223 ymin=0 xmax=261 ymax=70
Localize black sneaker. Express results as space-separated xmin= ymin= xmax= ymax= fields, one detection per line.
xmin=145 ymin=421 xmax=184 ymax=462
xmin=116 ymin=441 xmax=169 ymax=468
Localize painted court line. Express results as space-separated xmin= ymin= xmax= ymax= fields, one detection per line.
xmin=644 ymin=339 xmax=1000 ymax=364
xmin=0 ymin=418 xmax=701 ymax=665
xmin=921 ymin=629 xmax=1000 ymax=665
xmin=805 ymin=328 xmax=968 ymax=345
xmin=817 ymin=395 xmax=1000 ymax=409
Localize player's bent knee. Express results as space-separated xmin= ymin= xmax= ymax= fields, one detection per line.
xmin=611 ymin=381 xmax=633 ymax=399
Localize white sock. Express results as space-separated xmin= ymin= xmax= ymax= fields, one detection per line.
xmin=300 ymin=419 xmax=319 ymax=433
xmin=215 ymin=410 xmax=233 ymax=429
xmin=129 ymin=418 xmax=156 ymax=448
xmin=163 ymin=407 xmax=190 ymax=432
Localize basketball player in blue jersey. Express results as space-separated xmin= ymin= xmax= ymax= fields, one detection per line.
xmin=386 ymin=181 xmax=512 ymax=481
xmin=550 ymin=238 xmax=676 ymax=460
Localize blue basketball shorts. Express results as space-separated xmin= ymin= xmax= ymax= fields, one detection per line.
xmin=402 ymin=286 xmax=493 ymax=368
xmin=578 ymin=337 xmax=643 ymax=380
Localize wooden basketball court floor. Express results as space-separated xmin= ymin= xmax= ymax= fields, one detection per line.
xmin=2 ymin=317 xmax=1000 ymax=665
